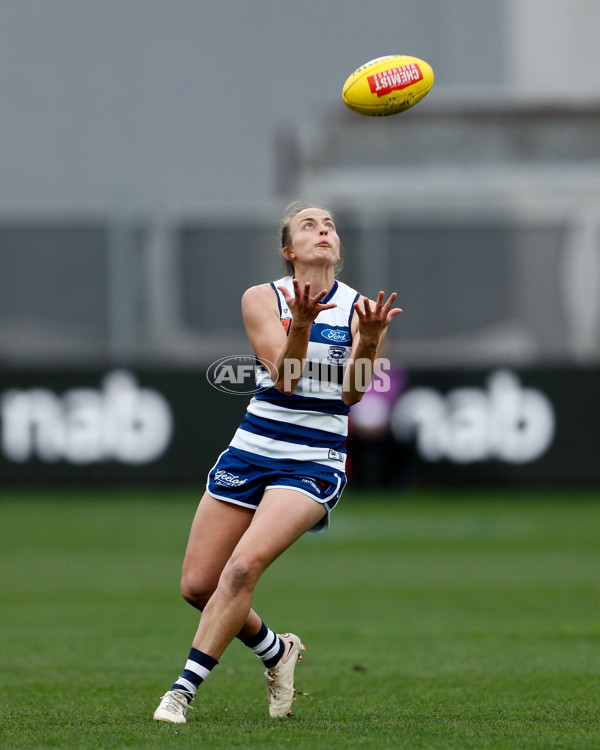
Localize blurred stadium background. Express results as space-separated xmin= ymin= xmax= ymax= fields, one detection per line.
xmin=1 ymin=0 xmax=600 ymax=488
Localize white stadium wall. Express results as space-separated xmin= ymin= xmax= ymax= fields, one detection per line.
xmin=507 ymin=0 xmax=600 ymax=97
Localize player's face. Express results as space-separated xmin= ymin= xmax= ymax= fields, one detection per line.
xmin=286 ymin=208 xmax=341 ymax=267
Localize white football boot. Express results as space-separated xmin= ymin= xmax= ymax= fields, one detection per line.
xmin=153 ymin=689 xmax=193 ymax=724
xmin=264 ymin=633 xmax=305 ymax=717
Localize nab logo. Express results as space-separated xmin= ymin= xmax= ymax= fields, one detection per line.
xmin=0 ymin=371 xmax=173 ymax=465
xmin=391 ymin=370 xmax=555 ymax=464
xmin=321 ymin=328 xmax=350 ymax=343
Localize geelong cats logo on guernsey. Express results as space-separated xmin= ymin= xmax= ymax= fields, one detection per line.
xmin=327 ymin=346 xmax=347 ymax=363
xmin=322 ymin=328 xmax=350 ymax=343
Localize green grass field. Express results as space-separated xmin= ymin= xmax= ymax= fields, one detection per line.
xmin=2 ymin=487 xmax=600 ymax=749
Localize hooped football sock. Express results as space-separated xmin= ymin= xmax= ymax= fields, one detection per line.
xmin=171 ymin=647 xmax=218 ymax=698
xmin=242 ymin=621 xmax=285 ymax=668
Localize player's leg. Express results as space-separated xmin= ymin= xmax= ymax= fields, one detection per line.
xmin=186 ymin=488 xmax=324 ymax=717
xmin=154 ymin=489 xmax=319 ymax=723
xmin=154 ymin=489 xmax=325 ymax=722
xmin=190 ymin=487 xmax=326 ymax=658
xmin=179 ymin=491 xmax=263 ymax=641
xmin=181 ymin=491 xmax=287 ymax=662
xmin=155 ymin=492 xmax=257 ymax=724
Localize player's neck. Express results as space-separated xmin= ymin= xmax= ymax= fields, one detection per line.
xmin=292 ymin=267 xmax=336 ymax=294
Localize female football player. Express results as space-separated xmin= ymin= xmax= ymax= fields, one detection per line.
xmin=154 ymin=202 xmax=402 ymax=723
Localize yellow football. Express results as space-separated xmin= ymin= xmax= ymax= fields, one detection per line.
xmin=342 ymin=55 xmax=434 ymax=116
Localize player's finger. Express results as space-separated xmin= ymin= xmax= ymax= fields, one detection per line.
xmin=277 ymin=285 xmax=292 ymax=303
xmin=313 ymin=288 xmax=330 ymax=302
xmin=290 ymin=278 xmax=303 ymax=300
xmin=382 ymin=292 xmax=398 ymax=313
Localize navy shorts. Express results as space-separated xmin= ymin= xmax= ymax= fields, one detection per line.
xmin=206 ymin=448 xmax=347 ymax=533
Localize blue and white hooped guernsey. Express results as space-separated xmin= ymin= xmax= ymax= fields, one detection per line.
xmin=228 ymin=276 xmax=360 ymax=473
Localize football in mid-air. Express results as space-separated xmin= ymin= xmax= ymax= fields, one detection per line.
xmin=342 ymin=55 xmax=434 ymax=116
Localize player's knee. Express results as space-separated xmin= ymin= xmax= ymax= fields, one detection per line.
xmin=222 ymin=554 xmax=261 ymax=596
xmin=180 ymin=572 xmax=214 ymax=610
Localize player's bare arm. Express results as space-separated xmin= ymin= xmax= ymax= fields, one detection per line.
xmin=342 ymin=291 xmax=402 ymax=406
xmin=242 ymin=280 xmax=337 ymax=395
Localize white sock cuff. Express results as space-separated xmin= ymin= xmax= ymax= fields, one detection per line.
xmin=184 ymin=659 xmax=212 ymax=681
xmin=176 ymin=676 xmax=198 ymax=694
xmin=252 ymin=630 xmax=281 ymax=661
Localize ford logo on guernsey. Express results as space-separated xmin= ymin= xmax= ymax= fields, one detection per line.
xmin=206 ymin=355 xmax=278 ymax=395
xmin=321 ymin=328 xmax=350 ymax=343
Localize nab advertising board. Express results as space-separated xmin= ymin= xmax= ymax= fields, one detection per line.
xmin=0 ymin=369 xmax=242 ymax=484
xmin=349 ymin=366 xmax=599 ymax=486
xmin=0 ymin=365 xmax=597 ymax=486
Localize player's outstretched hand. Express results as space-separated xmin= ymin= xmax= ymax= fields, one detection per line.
xmin=354 ymin=291 xmax=402 ymax=344
xmin=278 ymin=279 xmax=337 ymax=327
